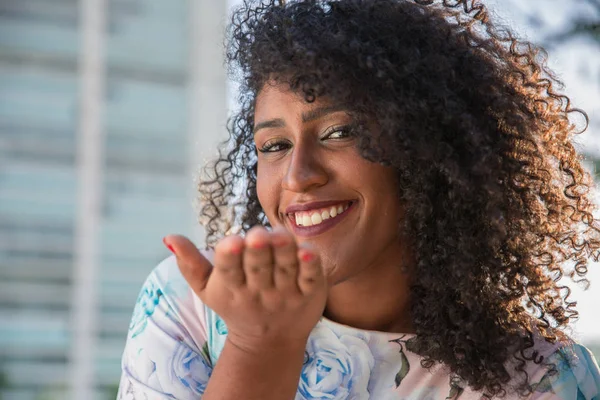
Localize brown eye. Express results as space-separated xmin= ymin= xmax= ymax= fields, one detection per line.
xmin=322 ymin=125 xmax=352 ymax=140
xmin=258 ymin=139 xmax=291 ymax=153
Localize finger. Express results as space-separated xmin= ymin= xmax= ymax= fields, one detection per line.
xmin=164 ymin=234 xmax=213 ymax=294
xmin=270 ymin=227 xmax=300 ymax=292
xmin=214 ymin=234 xmax=245 ymax=288
xmin=297 ymin=245 xmax=325 ymax=295
xmin=243 ymin=226 xmax=274 ymax=291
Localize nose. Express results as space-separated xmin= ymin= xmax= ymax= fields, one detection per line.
xmin=282 ymin=143 xmax=328 ymax=193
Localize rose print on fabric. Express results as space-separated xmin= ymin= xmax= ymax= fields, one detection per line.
xmin=169 ymin=342 xmax=212 ymax=394
xmin=215 ymin=315 xmax=228 ymax=335
xmin=531 ymin=348 xmax=575 ymax=394
xmin=129 ymin=280 xmax=164 ymax=338
xmin=389 ymin=336 xmax=411 ymax=388
xmin=297 ymin=324 xmax=375 ymax=399
xmin=130 ymin=341 xmax=211 ymax=398
xmin=117 ymin=376 xmax=145 ymax=400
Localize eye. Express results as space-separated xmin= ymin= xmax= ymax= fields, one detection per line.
xmin=258 ymin=139 xmax=291 ymax=153
xmin=322 ymin=125 xmax=353 ymax=140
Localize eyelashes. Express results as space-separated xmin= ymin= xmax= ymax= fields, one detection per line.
xmin=257 ymin=125 xmax=353 ymax=153
xmin=258 ymin=139 xmax=291 ymax=153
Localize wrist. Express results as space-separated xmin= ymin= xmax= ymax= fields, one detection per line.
xmin=203 ymin=333 xmax=308 ymax=400
xmin=225 ymin=332 xmax=309 ymax=358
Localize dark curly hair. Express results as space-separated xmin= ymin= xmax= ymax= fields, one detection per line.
xmin=197 ymin=0 xmax=600 ymax=397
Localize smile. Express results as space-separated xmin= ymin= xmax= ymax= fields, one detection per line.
xmin=291 ymin=201 xmax=351 ymax=227
xmin=286 ymin=201 xmax=355 ymax=237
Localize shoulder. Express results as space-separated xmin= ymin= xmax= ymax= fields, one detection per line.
xmin=140 ymin=250 xmax=229 ymax=362
xmin=133 ymin=250 xmax=217 ymax=347
xmin=525 ymin=340 xmax=600 ymax=399
xmin=120 ymin=252 xmax=217 ymax=399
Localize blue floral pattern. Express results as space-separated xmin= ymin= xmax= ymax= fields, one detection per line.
xmin=129 ymin=280 xmax=163 ymax=338
xmin=215 ymin=315 xmax=228 ymax=335
xmin=531 ymin=345 xmax=600 ymax=399
xmin=298 ymin=324 xmax=374 ymax=399
xmin=117 ymin=256 xmax=600 ymax=400
xmin=169 ymin=343 xmax=212 ymax=394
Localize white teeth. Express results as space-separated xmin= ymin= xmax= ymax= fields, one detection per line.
xmin=311 ymin=213 xmax=322 ymax=225
xmin=293 ymin=202 xmax=352 ymax=227
xmin=302 ymin=214 xmax=312 ymax=227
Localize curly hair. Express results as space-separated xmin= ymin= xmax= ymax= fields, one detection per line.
xmin=197 ymin=0 xmax=600 ymax=397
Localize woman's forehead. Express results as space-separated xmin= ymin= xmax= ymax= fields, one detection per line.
xmin=255 ymin=84 xmax=342 ymax=116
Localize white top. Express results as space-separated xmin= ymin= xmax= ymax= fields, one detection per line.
xmin=117 ymin=256 xmax=600 ymax=399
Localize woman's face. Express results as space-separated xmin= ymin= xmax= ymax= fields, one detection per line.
xmin=254 ymin=83 xmax=404 ymax=285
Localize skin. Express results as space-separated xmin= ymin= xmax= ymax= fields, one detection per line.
xmin=254 ymin=83 xmax=413 ymax=333
xmin=163 ymin=82 xmax=414 ymax=399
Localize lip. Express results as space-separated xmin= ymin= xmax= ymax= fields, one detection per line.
xmin=284 ymin=200 xmax=353 ymax=214
xmin=286 ymin=201 xmax=356 ymax=238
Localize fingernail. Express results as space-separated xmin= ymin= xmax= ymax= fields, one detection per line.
xmin=163 ymin=237 xmax=176 ymax=254
xmin=301 ymin=252 xmax=315 ymax=262
xmin=249 ymin=241 xmax=268 ymax=250
xmin=230 ymin=246 xmax=243 ymax=255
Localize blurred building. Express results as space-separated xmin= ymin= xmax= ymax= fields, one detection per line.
xmin=0 ymin=1 xmax=227 ymax=399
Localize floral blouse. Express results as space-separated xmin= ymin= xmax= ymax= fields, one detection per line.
xmin=117 ymin=256 xmax=600 ymax=399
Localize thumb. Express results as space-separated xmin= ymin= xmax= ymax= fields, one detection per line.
xmin=163 ymin=234 xmax=213 ymax=294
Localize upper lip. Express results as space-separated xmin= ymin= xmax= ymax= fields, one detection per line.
xmin=284 ymin=200 xmax=353 ymax=214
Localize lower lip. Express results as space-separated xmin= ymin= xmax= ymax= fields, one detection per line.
xmin=288 ymin=202 xmax=355 ymax=238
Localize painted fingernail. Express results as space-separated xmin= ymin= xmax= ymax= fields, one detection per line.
xmin=230 ymin=246 xmax=243 ymax=255
xmin=250 ymin=241 xmax=268 ymax=250
xmin=163 ymin=237 xmax=176 ymax=254
xmin=301 ymin=252 xmax=315 ymax=262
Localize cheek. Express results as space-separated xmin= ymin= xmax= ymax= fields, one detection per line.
xmin=256 ymin=165 xmax=280 ymax=221
xmin=359 ymin=164 xmax=402 ymax=223
xmin=370 ymin=164 xmax=398 ymax=196
xmin=351 ymin=157 xmax=398 ymax=193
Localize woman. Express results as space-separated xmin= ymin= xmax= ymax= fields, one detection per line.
xmin=117 ymin=0 xmax=600 ymax=398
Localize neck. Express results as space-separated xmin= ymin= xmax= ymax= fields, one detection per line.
xmin=324 ymin=242 xmax=414 ymax=334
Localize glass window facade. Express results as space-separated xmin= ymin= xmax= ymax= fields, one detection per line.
xmin=0 ymin=0 xmax=227 ymax=399
xmin=0 ymin=3 xmax=79 ymax=396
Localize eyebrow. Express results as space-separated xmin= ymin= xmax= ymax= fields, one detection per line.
xmin=252 ymin=105 xmax=346 ymax=135
xmin=301 ymin=105 xmax=345 ymax=123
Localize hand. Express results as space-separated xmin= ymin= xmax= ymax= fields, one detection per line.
xmin=164 ymin=226 xmax=327 ymax=352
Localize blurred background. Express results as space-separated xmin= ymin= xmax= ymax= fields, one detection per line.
xmin=0 ymin=0 xmax=597 ymax=399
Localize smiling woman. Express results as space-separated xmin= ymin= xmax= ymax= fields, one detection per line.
xmin=252 ymin=84 xmax=415 ymax=340
xmin=117 ymin=0 xmax=600 ymax=399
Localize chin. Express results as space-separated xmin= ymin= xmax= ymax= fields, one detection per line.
xmin=319 ymin=255 xmax=347 ymax=283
